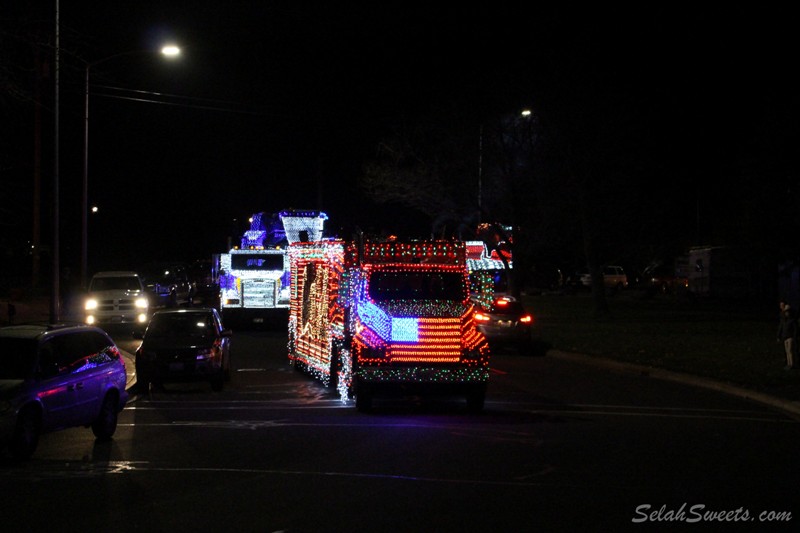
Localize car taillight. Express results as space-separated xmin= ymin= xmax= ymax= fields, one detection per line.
xmin=474 ymin=312 xmax=490 ymax=322
xmin=519 ymin=314 xmax=533 ymax=323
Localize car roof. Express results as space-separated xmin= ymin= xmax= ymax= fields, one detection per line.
xmin=0 ymin=323 xmax=108 ymax=340
xmin=91 ymin=271 xmax=140 ymax=278
xmin=152 ymin=308 xmax=216 ymax=317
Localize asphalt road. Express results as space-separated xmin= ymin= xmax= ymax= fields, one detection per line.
xmin=1 ymin=327 xmax=797 ymax=532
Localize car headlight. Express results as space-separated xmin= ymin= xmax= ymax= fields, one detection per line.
xmin=85 ymin=298 xmax=98 ymax=310
xmin=135 ymin=297 xmax=149 ymax=309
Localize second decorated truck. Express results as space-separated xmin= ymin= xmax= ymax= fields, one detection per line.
xmin=216 ymin=210 xmax=327 ymax=326
xmin=287 ymin=237 xmax=491 ymax=411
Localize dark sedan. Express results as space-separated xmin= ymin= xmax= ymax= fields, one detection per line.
xmin=134 ymin=308 xmax=231 ymax=391
xmin=474 ymin=297 xmax=534 ymax=352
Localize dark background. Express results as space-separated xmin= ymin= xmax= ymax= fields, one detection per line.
xmin=2 ymin=4 xmax=798 ymax=290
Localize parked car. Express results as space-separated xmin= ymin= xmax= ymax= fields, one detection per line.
xmin=0 ymin=323 xmax=129 ymax=459
xmin=529 ymin=263 xmax=565 ymax=292
xmin=138 ymin=263 xmax=191 ymax=308
xmin=186 ymin=259 xmax=219 ymax=307
xmin=639 ymin=264 xmax=689 ymax=294
xmin=84 ymin=271 xmax=150 ymax=327
xmin=134 ymin=308 xmax=231 ymax=391
xmin=474 ymin=296 xmax=534 ymax=352
xmin=579 ymin=265 xmax=629 ymax=290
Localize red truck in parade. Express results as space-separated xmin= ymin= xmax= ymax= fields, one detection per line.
xmin=287 ymin=237 xmax=491 ymax=412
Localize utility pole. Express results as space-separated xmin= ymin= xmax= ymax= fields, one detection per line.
xmin=50 ymin=0 xmax=60 ymax=323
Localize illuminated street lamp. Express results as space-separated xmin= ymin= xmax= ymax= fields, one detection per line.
xmin=81 ymin=45 xmax=180 ymax=288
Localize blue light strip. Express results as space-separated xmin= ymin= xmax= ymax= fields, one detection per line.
xmin=357 ymin=300 xmax=391 ymax=341
xmin=357 ymin=300 xmax=420 ymax=342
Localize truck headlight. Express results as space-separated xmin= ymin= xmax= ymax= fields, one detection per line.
xmin=135 ymin=297 xmax=149 ymax=309
xmin=85 ymin=298 xmax=98 ymax=310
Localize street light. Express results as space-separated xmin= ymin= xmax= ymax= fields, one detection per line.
xmin=81 ymin=45 xmax=180 ymax=288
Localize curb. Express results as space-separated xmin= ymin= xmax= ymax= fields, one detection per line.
xmin=547 ymin=349 xmax=800 ymax=422
xmin=121 ymin=350 xmax=137 ymax=391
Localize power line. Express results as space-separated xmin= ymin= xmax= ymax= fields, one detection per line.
xmin=90 ymin=83 xmax=290 ymax=117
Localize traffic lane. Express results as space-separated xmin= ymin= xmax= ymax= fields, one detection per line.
xmin=6 ymin=335 xmax=799 ymax=531
xmin=118 ymin=349 xmax=800 ymax=498
xmin=16 ymin=380 xmax=800 ymax=531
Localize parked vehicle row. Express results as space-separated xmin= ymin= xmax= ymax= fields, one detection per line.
xmin=138 ymin=262 xmax=193 ymax=308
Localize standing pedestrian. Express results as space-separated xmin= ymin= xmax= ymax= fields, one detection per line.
xmin=776 ymin=301 xmax=797 ymax=370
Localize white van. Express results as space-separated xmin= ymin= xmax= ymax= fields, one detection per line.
xmin=579 ymin=266 xmax=628 ymax=290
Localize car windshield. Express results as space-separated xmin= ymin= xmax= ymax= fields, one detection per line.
xmin=141 ymin=270 xmax=178 ymax=284
xmin=368 ymin=270 xmax=465 ymax=301
xmin=488 ymin=300 xmax=525 ymax=315
xmin=90 ymin=276 xmax=141 ymax=291
xmin=146 ymin=314 xmax=215 ymax=339
xmin=0 ymin=338 xmax=37 ymax=379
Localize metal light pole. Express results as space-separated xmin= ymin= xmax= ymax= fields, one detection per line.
xmin=477 ymin=124 xmax=483 ymax=224
xmin=51 ymin=0 xmax=60 ymax=322
xmin=81 ymin=45 xmax=181 ymax=289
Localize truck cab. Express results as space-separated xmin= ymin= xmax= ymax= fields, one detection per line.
xmin=84 ymin=271 xmax=150 ymax=327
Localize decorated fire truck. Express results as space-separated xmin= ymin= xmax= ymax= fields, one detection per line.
xmin=217 ymin=210 xmax=327 ymax=325
xmin=287 ymin=237 xmax=491 ymax=412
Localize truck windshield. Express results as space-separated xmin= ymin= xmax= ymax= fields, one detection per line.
xmin=368 ymin=271 xmax=465 ymax=301
xmin=89 ymin=276 xmax=141 ymax=291
xmin=231 ymin=254 xmax=284 ymax=271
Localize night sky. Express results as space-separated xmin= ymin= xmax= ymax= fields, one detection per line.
xmin=2 ymin=4 xmax=797 ymax=276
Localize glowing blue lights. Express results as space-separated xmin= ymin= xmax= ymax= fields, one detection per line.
xmin=357 ymin=301 xmax=419 ymax=342
xmin=391 ymin=317 xmax=419 ymax=342
xmin=357 ymin=300 xmax=391 ymax=340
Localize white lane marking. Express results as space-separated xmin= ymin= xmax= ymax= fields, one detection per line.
xmin=0 ymin=460 xmax=573 ymax=488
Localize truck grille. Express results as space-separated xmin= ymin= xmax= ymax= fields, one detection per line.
xmin=97 ymin=298 xmax=138 ymax=312
xmin=242 ymin=279 xmax=277 ymax=308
